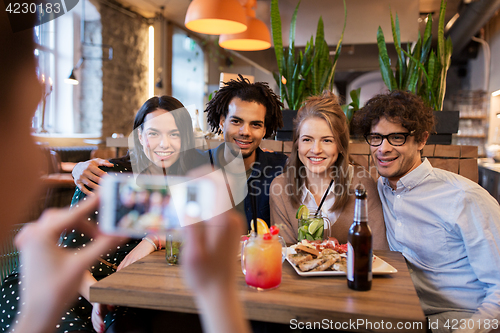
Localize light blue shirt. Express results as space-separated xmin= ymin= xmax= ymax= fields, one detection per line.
xmin=378 ymin=158 xmax=500 ymax=324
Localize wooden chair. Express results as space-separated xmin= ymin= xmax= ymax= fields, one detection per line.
xmin=40 ymin=149 xmax=75 ymax=212
xmin=260 ymin=139 xmax=283 ymax=152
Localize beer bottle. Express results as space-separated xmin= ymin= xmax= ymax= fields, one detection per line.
xmin=347 ymin=187 xmax=372 ymax=291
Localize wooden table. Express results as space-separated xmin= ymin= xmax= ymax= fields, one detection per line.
xmin=90 ymin=250 xmax=426 ymax=332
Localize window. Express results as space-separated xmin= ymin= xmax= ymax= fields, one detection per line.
xmin=32 ymin=2 xmax=101 ymax=135
xmin=172 ymin=27 xmax=206 ymax=131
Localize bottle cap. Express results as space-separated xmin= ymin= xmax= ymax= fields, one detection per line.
xmin=355 ymin=185 xmax=367 ymax=199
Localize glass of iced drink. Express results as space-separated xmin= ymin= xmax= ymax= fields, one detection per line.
xmin=241 ymin=229 xmax=285 ymax=290
xmin=297 ymin=211 xmax=331 ymax=242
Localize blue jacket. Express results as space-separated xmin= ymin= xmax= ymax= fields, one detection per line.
xmin=207 ymin=144 xmax=287 ymax=230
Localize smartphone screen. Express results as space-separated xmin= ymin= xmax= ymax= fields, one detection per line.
xmin=100 ymin=174 xmax=215 ymax=237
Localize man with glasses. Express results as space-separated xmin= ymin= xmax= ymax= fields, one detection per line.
xmin=354 ymin=90 xmax=500 ymax=333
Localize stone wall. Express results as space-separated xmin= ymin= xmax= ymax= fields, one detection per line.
xmin=79 ymin=19 xmax=103 ymax=134
xmin=100 ymin=5 xmax=149 ymax=138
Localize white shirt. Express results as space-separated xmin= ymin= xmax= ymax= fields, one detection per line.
xmin=379 ymin=158 xmax=500 ymax=331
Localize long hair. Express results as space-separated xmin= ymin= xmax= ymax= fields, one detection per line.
xmin=205 ymin=74 xmax=284 ymax=138
xmin=130 ymin=96 xmax=195 ymax=175
xmin=285 ymin=92 xmax=350 ymax=212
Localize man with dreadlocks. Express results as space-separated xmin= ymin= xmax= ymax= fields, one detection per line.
xmin=205 ymin=75 xmax=287 ymax=228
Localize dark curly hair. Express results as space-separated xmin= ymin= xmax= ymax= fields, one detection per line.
xmin=352 ymin=90 xmax=435 ymax=144
xmin=205 ymin=74 xmax=284 ymax=138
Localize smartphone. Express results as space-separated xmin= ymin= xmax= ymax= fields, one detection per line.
xmin=99 ymin=174 xmax=215 ymax=237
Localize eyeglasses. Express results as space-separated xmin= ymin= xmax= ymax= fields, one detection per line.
xmin=364 ymin=131 xmax=415 ymax=147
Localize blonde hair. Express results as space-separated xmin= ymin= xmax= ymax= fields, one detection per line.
xmin=285 ymin=91 xmax=350 ymax=212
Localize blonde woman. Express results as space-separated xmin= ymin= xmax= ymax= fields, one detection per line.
xmin=270 ymin=92 xmax=388 ymax=249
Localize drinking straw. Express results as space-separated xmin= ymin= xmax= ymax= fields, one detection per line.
xmin=249 ymin=181 xmax=258 ymax=224
xmin=315 ymin=179 xmax=334 ymax=216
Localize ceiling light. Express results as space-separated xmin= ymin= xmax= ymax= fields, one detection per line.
xmin=185 ymin=0 xmax=247 ymax=35
xmin=219 ymin=0 xmax=270 ymax=51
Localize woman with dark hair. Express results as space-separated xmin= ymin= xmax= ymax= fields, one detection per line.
xmin=269 ymin=92 xmax=389 ymax=250
xmin=129 ymin=95 xmax=198 ymax=177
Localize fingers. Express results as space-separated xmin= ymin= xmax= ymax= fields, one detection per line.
xmin=75 ymin=181 xmax=96 ymax=195
xmin=92 ymin=303 xmax=106 ymax=333
xmin=88 ymin=164 xmax=108 ymax=179
xmin=94 ymin=158 xmax=114 ymax=167
xmin=73 ymin=159 xmax=110 ymax=190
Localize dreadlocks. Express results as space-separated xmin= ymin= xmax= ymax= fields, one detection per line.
xmin=205 ymin=74 xmax=284 ymax=138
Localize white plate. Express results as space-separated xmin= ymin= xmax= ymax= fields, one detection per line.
xmin=286 ymin=248 xmax=398 ymax=277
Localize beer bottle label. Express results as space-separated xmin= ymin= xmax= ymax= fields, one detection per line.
xmin=347 ymin=242 xmax=354 ymax=282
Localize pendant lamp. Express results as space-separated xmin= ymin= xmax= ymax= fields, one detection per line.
xmin=219 ymin=0 xmax=271 ymax=51
xmin=185 ymin=0 xmax=247 ymax=35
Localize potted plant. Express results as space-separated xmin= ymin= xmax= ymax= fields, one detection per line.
xmin=377 ymin=0 xmax=458 ymax=144
xmin=270 ymin=0 xmax=346 ymax=111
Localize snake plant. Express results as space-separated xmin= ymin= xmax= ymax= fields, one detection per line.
xmin=377 ymin=0 xmax=452 ymax=111
xmin=271 ymin=0 xmax=346 ymax=110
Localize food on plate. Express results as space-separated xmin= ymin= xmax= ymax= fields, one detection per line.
xmin=287 ymin=253 xmax=313 ymax=266
xmin=288 ymin=238 xmax=347 ymax=272
xmin=295 ymin=244 xmax=320 ymax=257
xmin=299 ymin=258 xmax=324 ymax=272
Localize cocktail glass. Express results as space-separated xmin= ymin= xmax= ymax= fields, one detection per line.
xmin=241 ymin=233 xmax=286 ymax=290
xmin=298 ymin=212 xmax=331 ymax=241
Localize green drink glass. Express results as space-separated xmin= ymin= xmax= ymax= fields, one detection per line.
xmin=298 ymin=212 xmax=331 ymax=241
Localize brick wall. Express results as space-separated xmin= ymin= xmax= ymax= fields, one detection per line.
xmin=100 ymin=5 xmax=149 ymax=138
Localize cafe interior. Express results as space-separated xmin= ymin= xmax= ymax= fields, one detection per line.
xmin=2 ymin=0 xmax=500 ymax=331
xmin=26 ymin=0 xmax=500 ymax=213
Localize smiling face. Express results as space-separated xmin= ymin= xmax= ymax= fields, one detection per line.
xmin=138 ymin=110 xmax=181 ymax=171
xmin=298 ymin=117 xmax=339 ymax=178
xmin=369 ymin=117 xmax=427 ymax=189
xmin=219 ymin=97 xmax=267 ymax=160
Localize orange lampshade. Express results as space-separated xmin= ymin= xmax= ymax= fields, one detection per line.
xmin=185 ymin=0 xmax=248 ymax=35
xmin=218 ymin=0 xmax=271 ymax=51
xmin=219 ymin=17 xmax=271 ymax=51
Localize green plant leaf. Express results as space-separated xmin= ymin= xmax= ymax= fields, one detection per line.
xmin=437 ymin=0 xmax=447 ymax=65
xmin=350 ymin=88 xmax=361 ymax=108
xmin=420 ymin=32 xmax=432 ymax=63
xmin=404 ymin=48 xmax=437 ymax=109
xmin=390 ymin=11 xmax=403 ymax=88
xmin=423 ymin=13 xmax=432 ymax=45
xmin=289 ymin=1 xmax=300 ymax=52
xmin=404 ymin=36 xmax=421 ymax=92
xmin=270 ymin=0 xmax=283 ymax=75
xmin=377 ymin=26 xmax=396 ymax=90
